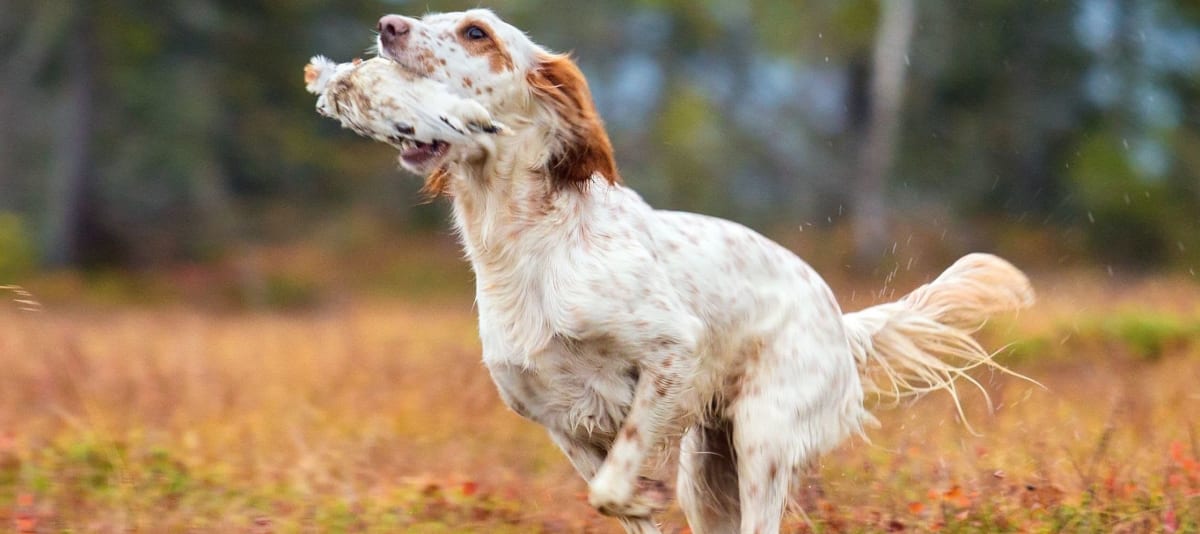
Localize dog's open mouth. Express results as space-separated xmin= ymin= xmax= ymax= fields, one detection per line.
xmin=399 ymin=139 xmax=449 ymax=167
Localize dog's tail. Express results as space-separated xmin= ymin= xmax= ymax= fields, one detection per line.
xmin=841 ymin=253 xmax=1036 ymax=427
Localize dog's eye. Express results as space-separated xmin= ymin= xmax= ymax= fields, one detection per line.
xmin=464 ymin=25 xmax=488 ymax=40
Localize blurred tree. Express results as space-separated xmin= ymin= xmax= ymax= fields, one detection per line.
xmin=852 ymin=0 xmax=914 ymax=265
xmin=897 ymin=1 xmax=1090 ymax=214
xmin=0 ymin=1 xmax=66 ymax=215
xmin=42 ymin=0 xmax=98 ymax=267
xmin=0 ymin=0 xmax=1196 ymax=272
xmin=1065 ymin=0 xmax=1200 ymax=267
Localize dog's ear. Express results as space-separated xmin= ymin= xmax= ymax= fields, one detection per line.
xmin=527 ymin=53 xmax=619 ymax=189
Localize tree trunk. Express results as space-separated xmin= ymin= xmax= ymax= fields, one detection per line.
xmin=0 ymin=1 xmax=66 ymax=213
xmin=852 ymin=0 xmax=915 ymax=266
xmin=42 ymin=1 xmax=96 ymax=267
xmin=0 ymin=74 xmax=14 ymax=214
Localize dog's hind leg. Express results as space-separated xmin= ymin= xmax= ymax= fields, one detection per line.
xmin=677 ymin=421 xmax=741 ymax=533
xmin=729 ymin=401 xmax=793 ymax=534
xmin=727 ymin=327 xmax=863 ymax=533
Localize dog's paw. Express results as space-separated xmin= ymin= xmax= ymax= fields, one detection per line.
xmin=588 ymin=472 xmax=669 ymax=518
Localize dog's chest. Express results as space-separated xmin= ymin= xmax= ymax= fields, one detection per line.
xmin=486 ymin=337 xmax=638 ymax=441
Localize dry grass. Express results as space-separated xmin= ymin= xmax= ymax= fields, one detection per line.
xmin=1 ymin=274 xmax=1199 ymax=532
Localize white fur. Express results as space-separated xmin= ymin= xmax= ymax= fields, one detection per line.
xmin=318 ymin=9 xmax=1038 ymax=533
xmin=304 ymin=56 xmax=505 ymax=162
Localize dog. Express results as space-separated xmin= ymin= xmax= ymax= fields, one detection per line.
xmin=351 ymin=9 xmax=1035 ymax=533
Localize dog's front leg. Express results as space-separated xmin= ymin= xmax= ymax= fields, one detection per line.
xmin=549 ymin=432 xmax=664 ymax=534
xmin=588 ymin=344 xmax=690 ymax=518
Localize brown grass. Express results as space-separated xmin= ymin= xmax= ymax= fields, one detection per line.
xmin=1 ymin=274 xmax=1199 ymax=532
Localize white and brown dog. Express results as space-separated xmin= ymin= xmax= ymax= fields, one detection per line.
xmin=309 ymin=9 xmax=1034 ymax=533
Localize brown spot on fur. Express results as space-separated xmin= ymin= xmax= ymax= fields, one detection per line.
xmin=654 ymin=374 xmax=672 ymax=396
xmin=412 ymin=49 xmax=438 ymax=76
xmin=768 ymin=462 xmax=780 ymax=481
xmin=455 ymin=19 xmax=515 ymax=73
xmin=342 ymin=85 xmax=374 ymax=120
xmin=622 ymin=425 xmax=639 ymax=441
xmin=740 ymin=337 xmax=765 ymax=363
xmin=463 ymin=77 xmax=473 ymax=87
xmin=724 ymin=372 xmax=745 ymax=399
xmin=527 ymin=53 xmax=620 ymax=190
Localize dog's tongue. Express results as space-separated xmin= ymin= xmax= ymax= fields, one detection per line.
xmin=400 ymin=140 xmax=447 ymax=166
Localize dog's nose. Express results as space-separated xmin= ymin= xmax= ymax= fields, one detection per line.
xmin=378 ymin=15 xmax=411 ymax=42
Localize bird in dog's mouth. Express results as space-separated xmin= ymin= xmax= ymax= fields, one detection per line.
xmin=303 ymin=55 xmax=505 ymax=175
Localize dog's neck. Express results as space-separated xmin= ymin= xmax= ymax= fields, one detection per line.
xmin=445 ymin=112 xmax=594 ymax=273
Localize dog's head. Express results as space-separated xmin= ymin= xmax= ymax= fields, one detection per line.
xmin=376 ymin=9 xmax=618 ymax=195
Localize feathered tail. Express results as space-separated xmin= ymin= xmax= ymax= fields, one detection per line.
xmin=842 ymin=253 xmax=1036 ymax=427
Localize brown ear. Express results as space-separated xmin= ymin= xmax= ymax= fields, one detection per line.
xmin=527 ymin=53 xmax=620 ymax=189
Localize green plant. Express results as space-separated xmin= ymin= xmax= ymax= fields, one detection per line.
xmin=1099 ymin=313 xmax=1199 ymax=361
xmin=0 ymin=212 xmax=35 ymax=280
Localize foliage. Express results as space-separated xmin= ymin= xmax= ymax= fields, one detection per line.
xmin=1001 ymin=310 xmax=1200 ymax=363
xmin=0 ymin=213 xmax=34 ymax=281
xmin=0 ymin=1 xmax=1197 ymax=270
xmin=2 ymin=280 xmax=1200 ymax=531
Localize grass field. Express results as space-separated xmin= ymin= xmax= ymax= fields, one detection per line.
xmin=2 ymin=272 xmax=1199 ymax=533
